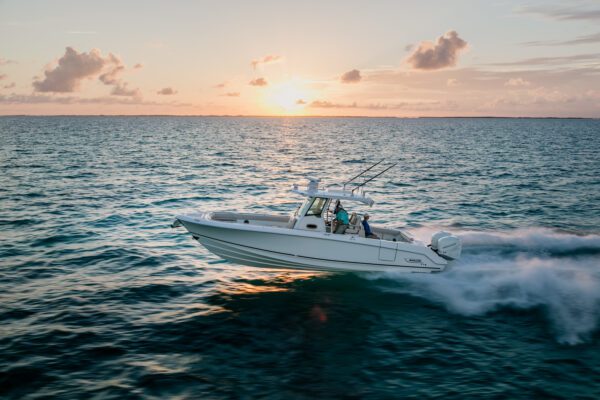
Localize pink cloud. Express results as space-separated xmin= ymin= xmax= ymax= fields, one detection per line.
xmin=33 ymin=47 xmax=110 ymax=92
xmin=32 ymin=47 xmax=140 ymax=97
xmin=251 ymin=55 xmax=282 ymax=69
xmin=111 ymin=82 xmax=141 ymax=97
xmin=249 ymin=77 xmax=268 ymax=87
xmin=505 ymin=78 xmax=531 ymax=87
xmin=407 ymin=31 xmax=468 ymax=70
xmin=157 ymin=87 xmax=177 ymax=95
xmin=0 ymin=58 xmax=16 ymax=65
xmin=340 ymin=69 xmax=361 ymax=83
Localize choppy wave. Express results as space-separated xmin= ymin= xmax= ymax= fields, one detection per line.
xmin=368 ymin=227 xmax=600 ymax=344
xmin=2 ymin=116 xmax=600 ymax=398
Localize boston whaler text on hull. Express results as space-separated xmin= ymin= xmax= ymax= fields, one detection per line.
xmin=172 ymin=161 xmax=461 ymax=273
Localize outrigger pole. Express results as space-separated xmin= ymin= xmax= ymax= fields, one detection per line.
xmin=351 ymin=162 xmax=398 ymax=194
xmin=342 ymin=159 xmax=385 ymax=190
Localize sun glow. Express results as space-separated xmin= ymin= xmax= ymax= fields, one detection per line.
xmin=265 ymin=80 xmax=310 ymax=115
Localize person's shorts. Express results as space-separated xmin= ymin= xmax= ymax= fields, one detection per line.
xmin=335 ymin=224 xmax=348 ymax=234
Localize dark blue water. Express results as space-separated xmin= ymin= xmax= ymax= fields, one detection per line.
xmin=1 ymin=116 xmax=599 ymax=399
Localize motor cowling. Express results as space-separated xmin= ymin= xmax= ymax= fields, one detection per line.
xmin=431 ymin=231 xmax=462 ymax=260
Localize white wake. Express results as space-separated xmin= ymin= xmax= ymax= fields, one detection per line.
xmin=368 ymin=228 xmax=600 ymax=345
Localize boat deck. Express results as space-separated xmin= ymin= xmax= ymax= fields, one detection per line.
xmin=208 ymin=212 xmax=412 ymax=243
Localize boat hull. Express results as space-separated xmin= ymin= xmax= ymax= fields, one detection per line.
xmin=176 ymin=213 xmax=448 ymax=273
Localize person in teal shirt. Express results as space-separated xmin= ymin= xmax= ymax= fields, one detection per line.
xmin=334 ymin=201 xmax=349 ymax=233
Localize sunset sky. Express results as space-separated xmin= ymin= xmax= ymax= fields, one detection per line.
xmin=1 ymin=0 xmax=599 ymax=117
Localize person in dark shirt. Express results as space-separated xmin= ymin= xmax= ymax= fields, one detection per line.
xmin=361 ymin=214 xmax=379 ymax=239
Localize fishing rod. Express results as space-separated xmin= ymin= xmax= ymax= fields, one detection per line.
xmin=351 ymin=162 xmax=398 ymax=193
xmin=342 ymin=159 xmax=385 ymax=190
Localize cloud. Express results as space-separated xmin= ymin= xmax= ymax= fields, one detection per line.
xmin=111 ymin=82 xmax=141 ymax=97
xmin=98 ymin=58 xmax=125 ymax=85
xmin=340 ymin=69 xmax=361 ymax=83
xmin=32 ymin=47 xmax=141 ymax=97
xmin=3 ymin=82 xmax=16 ymax=89
xmin=523 ymin=32 xmax=600 ymax=47
xmin=33 ymin=47 xmax=112 ymax=92
xmin=222 ymin=92 xmax=240 ymax=97
xmin=0 ymin=93 xmax=191 ymax=107
xmin=157 ymin=87 xmax=177 ymax=95
xmin=133 ymin=63 xmax=143 ymax=69
xmin=308 ymin=100 xmax=445 ymax=110
xmin=249 ymin=77 xmax=268 ymax=87
xmin=479 ymin=86 xmax=596 ymax=111
xmin=0 ymin=58 xmax=16 ymax=65
xmin=296 ymin=99 xmax=307 ymax=105
xmin=310 ymin=100 xmax=356 ymax=108
xmin=407 ymin=31 xmax=468 ymax=70
xmin=447 ymin=78 xmax=459 ymax=87
xmin=213 ymin=82 xmax=226 ymax=89
xmin=251 ymin=55 xmax=282 ymax=69
xmin=505 ymin=77 xmax=531 ymax=87
xmin=489 ymin=53 xmax=600 ymax=66
xmin=0 ymin=74 xmax=6 ymax=81
xmin=519 ymin=5 xmax=600 ymax=21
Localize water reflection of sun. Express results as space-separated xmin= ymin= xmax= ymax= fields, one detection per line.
xmin=265 ymin=80 xmax=311 ymax=115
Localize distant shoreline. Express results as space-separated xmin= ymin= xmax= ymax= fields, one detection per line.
xmin=0 ymin=115 xmax=596 ymax=119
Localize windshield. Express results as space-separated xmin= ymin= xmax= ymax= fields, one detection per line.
xmin=306 ymin=197 xmax=327 ymax=217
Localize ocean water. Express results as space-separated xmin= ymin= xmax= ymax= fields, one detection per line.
xmin=1 ymin=116 xmax=599 ymax=399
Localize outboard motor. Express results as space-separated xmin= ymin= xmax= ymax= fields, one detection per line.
xmin=431 ymin=231 xmax=462 ymax=260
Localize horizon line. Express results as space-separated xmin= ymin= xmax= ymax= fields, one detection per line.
xmin=0 ymin=114 xmax=597 ymax=119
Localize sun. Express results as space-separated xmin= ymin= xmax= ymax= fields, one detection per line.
xmin=265 ymin=80 xmax=310 ymax=115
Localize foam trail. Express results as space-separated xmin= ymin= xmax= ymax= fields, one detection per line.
xmin=367 ymin=228 xmax=600 ymax=345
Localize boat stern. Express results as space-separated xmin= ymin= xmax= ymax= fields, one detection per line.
xmin=430 ymin=231 xmax=462 ymax=260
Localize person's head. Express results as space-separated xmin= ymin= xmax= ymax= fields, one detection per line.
xmin=363 ymin=213 xmax=370 ymax=220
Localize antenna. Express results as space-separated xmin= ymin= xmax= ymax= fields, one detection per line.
xmin=342 ymin=159 xmax=384 ymax=190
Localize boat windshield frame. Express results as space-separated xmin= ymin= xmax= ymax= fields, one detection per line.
xmin=305 ymin=197 xmax=328 ymax=217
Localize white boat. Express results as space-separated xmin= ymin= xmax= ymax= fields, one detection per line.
xmin=172 ymin=163 xmax=461 ymax=273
